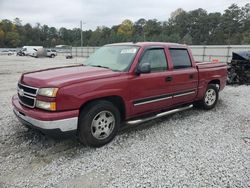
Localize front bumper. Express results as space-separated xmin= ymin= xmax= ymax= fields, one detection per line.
xmin=12 ymin=95 xmax=78 ymax=136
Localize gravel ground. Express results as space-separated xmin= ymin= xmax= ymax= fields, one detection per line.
xmin=0 ymin=56 xmax=249 ymax=188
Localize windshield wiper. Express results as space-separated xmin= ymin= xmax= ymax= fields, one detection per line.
xmin=87 ymin=64 xmax=121 ymax=72
xmin=89 ymin=65 xmax=113 ymax=70
xmin=92 ymin=65 xmax=110 ymax=69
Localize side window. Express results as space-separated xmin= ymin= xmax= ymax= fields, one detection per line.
xmin=169 ymin=49 xmax=192 ymax=69
xmin=140 ymin=49 xmax=167 ymax=72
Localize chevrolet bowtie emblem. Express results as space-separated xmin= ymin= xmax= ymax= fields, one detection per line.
xmin=18 ymin=88 xmax=25 ymax=97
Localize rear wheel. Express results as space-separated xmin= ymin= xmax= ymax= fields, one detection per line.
xmin=194 ymin=84 xmax=219 ymax=110
xmin=51 ymin=54 xmax=55 ymax=58
xmin=78 ymin=100 xmax=120 ymax=147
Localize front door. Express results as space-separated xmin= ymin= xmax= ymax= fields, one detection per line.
xmin=129 ymin=48 xmax=173 ymax=116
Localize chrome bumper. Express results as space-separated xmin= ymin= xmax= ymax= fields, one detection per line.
xmin=13 ymin=108 xmax=78 ymax=132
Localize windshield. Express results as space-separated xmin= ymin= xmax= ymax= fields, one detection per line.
xmin=84 ymin=45 xmax=139 ymax=71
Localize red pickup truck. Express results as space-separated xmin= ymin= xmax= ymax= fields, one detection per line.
xmin=12 ymin=42 xmax=227 ymax=147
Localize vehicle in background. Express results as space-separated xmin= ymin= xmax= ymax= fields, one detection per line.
xmin=227 ymin=51 xmax=250 ymax=84
xmin=55 ymin=45 xmax=72 ymax=59
xmin=12 ymin=42 xmax=227 ymax=147
xmin=16 ymin=49 xmax=25 ymax=56
xmin=46 ymin=49 xmax=57 ymax=58
xmin=1 ymin=50 xmax=15 ymax=55
xmin=17 ymin=47 xmax=57 ymax=58
xmin=22 ymin=46 xmax=44 ymax=56
xmin=66 ymin=53 xmax=73 ymax=59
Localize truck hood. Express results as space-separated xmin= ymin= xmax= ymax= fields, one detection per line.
xmin=21 ymin=65 xmax=121 ymax=87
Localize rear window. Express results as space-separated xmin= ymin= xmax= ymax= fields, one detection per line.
xmin=169 ymin=49 xmax=192 ymax=69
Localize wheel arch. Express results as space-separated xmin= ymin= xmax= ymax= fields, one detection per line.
xmin=79 ymin=95 xmax=126 ymax=123
xmin=208 ymin=79 xmax=220 ymax=90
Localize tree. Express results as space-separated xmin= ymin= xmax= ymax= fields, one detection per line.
xmin=41 ymin=25 xmax=50 ymax=46
xmin=0 ymin=19 xmax=13 ymax=32
xmin=117 ymin=19 xmax=133 ymax=37
xmin=88 ymin=27 xmax=103 ymax=46
xmin=48 ymin=27 xmax=58 ymax=46
xmin=170 ymin=8 xmax=185 ymax=20
xmin=0 ymin=29 xmax=5 ymax=47
xmin=182 ymin=33 xmax=192 ymax=44
xmin=222 ymin=4 xmax=244 ymax=44
xmin=5 ymin=32 xmax=20 ymax=47
xmin=188 ymin=8 xmax=209 ymax=44
xmin=134 ymin=18 xmax=147 ymax=41
xmin=241 ymin=32 xmax=250 ymax=44
xmin=144 ymin=19 xmax=162 ymax=39
xmin=206 ymin=12 xmax=224 ymax=44
xmin=14 ymin=18 xmax=22 ymax=26
xmin=241 ymin=3 xmax=250 ymax=44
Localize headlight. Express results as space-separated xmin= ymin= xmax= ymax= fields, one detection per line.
xmin=36 ymin=100 xmax=56 ymax=111
xmin=38 ymin=88 xmax=58 ymax=97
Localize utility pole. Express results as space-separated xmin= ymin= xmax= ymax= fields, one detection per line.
xmin=80 ymin=20 xmax=83 ymax=57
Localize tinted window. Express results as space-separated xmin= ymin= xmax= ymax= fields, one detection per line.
xmin=140 ymin=49 xmax=167 ymax=72
xmin=169 ymin=49 xmax=192 ymax=69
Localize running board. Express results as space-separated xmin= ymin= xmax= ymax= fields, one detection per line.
xmin=126 ymin=104 xmax=193 ymax=125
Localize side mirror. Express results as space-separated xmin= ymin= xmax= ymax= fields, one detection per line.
xmin=136 ymin=63 xmax=151 ymax=75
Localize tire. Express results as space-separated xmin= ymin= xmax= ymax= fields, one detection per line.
xmin=78 ymin=100 xmax=121 ymax=147
xmin=51 ymin=54 xmax=55 ymax=58
xmin=194 ymin=84 xmax=219 ymax=110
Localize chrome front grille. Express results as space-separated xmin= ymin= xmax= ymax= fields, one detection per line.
xmin=17 ymin=83 xmax=38 ymax=108
xmin=18 ymin=83 xmax=38 ymax=96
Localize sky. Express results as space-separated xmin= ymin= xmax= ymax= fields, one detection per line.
xmin=0 ymin=0 xmax=249 ymax=30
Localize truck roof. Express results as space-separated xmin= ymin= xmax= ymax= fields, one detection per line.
xmin=106 ymin=42 xmax=187 ymax=48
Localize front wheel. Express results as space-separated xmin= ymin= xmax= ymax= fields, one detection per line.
xmin=78 ymin=100 xmax=120 ymax=147
xmin=194 ymin=84 xmax=219 ymax=110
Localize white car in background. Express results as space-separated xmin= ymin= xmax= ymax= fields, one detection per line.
xmin=46 ymin=49 xmax=57 ymax=58
xmin=1 ymin=50 xmax=15 ymax=55
xmin=22 ymin=46 xmax=43 ymax=56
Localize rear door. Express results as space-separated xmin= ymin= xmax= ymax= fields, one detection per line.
xmin=168 ymin=48 xmax=198 ymax=105
xmin=129 ymin=47 xmax=173 ymax=116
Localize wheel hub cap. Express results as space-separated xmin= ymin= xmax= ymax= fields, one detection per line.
xmin=205 ymin=89 xmax=216 ymax=106
xmin=91 ymin=111 xmax=115 ymax=140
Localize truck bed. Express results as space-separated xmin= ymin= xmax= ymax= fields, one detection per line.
xmin=195 ymin=61 xmax=227 ymax=100
xmin=195 ymin=61 xmax=227 ymax=69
